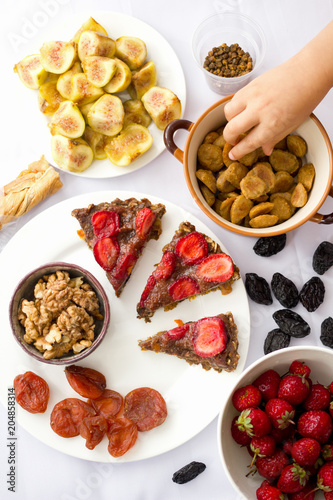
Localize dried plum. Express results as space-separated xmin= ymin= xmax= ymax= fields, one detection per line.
xmin=253 ymin=234 xmax=287 ymax=257
xmin=320 ymin=317 xmax=333 ymax=348
xmin=273 ymin=309 xmax=310 ymax=338
xmin=271 ymin=272 xmax=299 ymax=308
xmin=172 ymin=461 xmax=206 ymax=484
xmin=264 ymin=328 xmax=290 ymax=354
xmin=299 ymin=276 xmax=325 ymax=312
xmin=245 ymin=273 xmax=273 ymax=305
xmin=313 ymin=241 xmax=333 ymax=275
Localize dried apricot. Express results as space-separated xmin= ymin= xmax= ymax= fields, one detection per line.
xmin=50 ymin=398 xmax=96 ymax=437
xmin=65 ymin=365 xmax=106 ymax=399
xmin=14 ymin=371 xmax=49 ymax=413
xmin=79 ymin=415 xmax=108 ymax=450
xmin=107 ymin=416 xmax=138 ymax=457
xmin=89 ymin=389 xmax=124 ymax=419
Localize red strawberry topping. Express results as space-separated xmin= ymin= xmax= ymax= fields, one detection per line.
xmin=93 ymin=236 xmax=120 ymax=271
xmin=166 ymin=323 xmax=189 ymax=340
xmin=317 ymin=462 xmax=333 ymax=492
xmin=232 ymin=384 xmax=262 ymax=412
xmin=297 ymin=410 xmax=333 ymax=444
xmin=256 ymin=480 xmax=285 ymax=500
xmin=277 ymin=463 xmax=310 ymax=493
xmin=289 ymin=360 xmax=311 ymax=378
xmin=112 ymin=253 xmax=137 ymax=282
xmin=237 ymin=407 xmax=272 ymax=438
xmin=139 ymin=275 xmax=157 ymax=307
xmin=196 ymin=253 xmax=234 ymax=282
xmin=253 ymin=369 xmax=281 ymax=402
xmin=153 ymin=251 xmax=177 ymax=280
xmin=175 ymin=231 xmax=208 ymax=265
xmin=192 ymin=316 xmax=227 ymax=357
xmin=168 ymin=276 xmax=200 ymax=301
xmin=304 ymin=384 xmax=331 ymax=411
xmin=290 ymin=437 xmax=321 ymax=467
xmin=256 ymin=449 xmax=289 ymax=480
xmin=278 ymin=374 xmax=310 ymax=406
xmin=265 ymin=398 xmax=295 ymax=430
xmin=135 ymin=208 xmax=156 ymax=239
xmin=91 ymin=210 xmax=120 ymax=238
xmin=231 ymin=416 xmax=251 ymax=446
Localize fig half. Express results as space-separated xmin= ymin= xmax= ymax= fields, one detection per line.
xmin=141 ymin=86 xmax=181 ymax=130
xmin=115 ymin=36 xmax=147 ymax=70
xmin=51 ymin=135 xmax=93 ymax=172
xmin=49 ymin=100 xmax=85 ymax=138
xmin=72 ymin=17 xmax=108 ymax=43
xmin=78 ymin=31 xmax=116 ymax=61
xmin=14 ymin=54 xmax=48 ymax=89
xmin=56 ymin=61 xmax=82 ymax=99
xmin=128 ymin=60 xmax=157 ymax=100
xmin=87 ymin=94 xmax=124 ymax=136
xmin=38 ymin=80 xmax=65 ymax=116
xmin=104 ymin=123 xmax=152 ymax=166
xmin=40 ymin=41 xmax=76 ymax=74
xmin=82 ymin=56 xmax=117 ymax=87
xmin=103 ymin=57 xmax=131 ymax=93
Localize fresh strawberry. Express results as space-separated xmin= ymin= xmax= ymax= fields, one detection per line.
xmin=297 ymin=410 xmax=333 ymax=444
xmin=166 ymin=323 xmax=189 ymax=340
xmin=329 ymin=401 xmax=333 ymax=419
xmin=112 ymin=253 xmax=137 ymax=282
xmin=230 ymin=416 xmax=251 ymax=446
xmin=91 ymin=210 xmax=120 ymax=238
xmin=236 ymin=407 xmax=272 ymax=438
xmin=265 ymin=398 xmax=295 ymax=430
xmin=282 ymin=436 xmax=296 ymax=455
xmin=93 ymin=236 xmax=120 ymax=271
xmin=196 ymin=253 xmax=234 ymax=282
xmin=278 ymin=374 xmax=310 ymax=406
xmin=250 ymin=435 xmax=276 ymax=466
xmin=168 ymin=276 xmax=200 ymax=301
xmin=253 ymin=369 xmax=281 ymax=402
xmin=277 ymin=463 xmax=310 ymax=493
xmin=287 ymin=481 xmax=316 ymax=500
xmin=256 ymin=448 xmax=289 ymax=480
xmin=153 ymin=251 xmax=176 ymax=280
xmin=270 ymin=423 xmax=296 ymax=444
xmin=325 ymin=491 xmax=333 ymax=500
xmin=290 ymin=438 xmax=321 ymax=467
xmin=232 ymin=384 xmax=262 ymax=412
xmin=329 ymin=381 xmax=333 ymax=395
xmin=175 ymin=232 xmax=208 ymax=265
xmin=135 ymin=208 xmax=156 ymax=239
xmin=322 ymin=444 xmax=333 ymax=462
xmin=317 ymin=462 xmax=333 ymax=492
xmin=289 ymin=360 xmax=311 ymax=379
xmin=193 ymin=316 xmax=227 ymax=357
xmin=139 ymin=275 xmax=156 ymax=307
xmin=303 ymin=383 xmax=331 ymax=411
xmin=256 ymin=480 xmax=285 ymax=500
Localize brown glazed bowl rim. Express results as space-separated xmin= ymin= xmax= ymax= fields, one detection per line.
xmin=9 ymin=262 xmax=110 ymax=365
xmin=182 ymin=95 xmax=333 ymax=236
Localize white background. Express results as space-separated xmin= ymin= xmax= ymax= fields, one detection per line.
xmin=1 ymin=0 xmax=333 ymax=499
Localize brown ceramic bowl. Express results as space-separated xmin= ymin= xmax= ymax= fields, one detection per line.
xmin=9 ymin=262 xmax=110 ymax=365
xmin=164 ymin=95 xmax=333 ymax=236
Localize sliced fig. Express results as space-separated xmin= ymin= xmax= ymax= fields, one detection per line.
xmin=51 ymin=135 xmax=93 ymax=172
xmin=38 ymin=80 xmax=65 ymax=116
xmin=78 ymin=31 xmax=116 ymax=61
xmin=82 ymin=56 xmax=117 ymax=87
xmin=115 ymin=36 xmax=147 ymax=70
xmin=83 ymin=126 xmax=109 ymax=159
xmin=79 ymin=100 xmax=96 ymax=122
xmin=72 ymin=17 xmax=108 ymax=44
xmin=104 ymin=123 xmax=152 ymax=166
xmin=14 ymin=54 xmax=48 ymax=89
xmin=40 ymin=41 xmax=76 ymax=74
xmin=70 ymin=73 xmax=104 ymax=106
xmin=128 ymin=60 xmax=157 ymax=99
xmin=142 ymin=86 xmax=181 ymax=130
xmin=87 ymin=94 xmax=124 ymax=136
xmin=123 ymin=99 xmax=151 ymax=128
xmin=49 ymin=100 xmax=85 ymax=138
xmin=103 ymin=57 xmax=131 ymax=93
xmin=56 ymin=61 xmax=82 ymax=99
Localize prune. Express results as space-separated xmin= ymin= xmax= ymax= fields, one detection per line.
xmin=312 ymin=241 xmax=333 ymax=275
xmin=271 ymin=272 xmax=299 ymax=308
xmin=253 ymin=234 xmax=287 ymax=257
xmin=264 ymin=329 xmax=290 ymax=355
xmin=245 ymin=273 xmax=273 ymax=305
xmin=172 ymin=461 xmax=206 ymax=484
xmin=320 ymin=317 xmax=333 ymax=348
xmin=273 ymin=309 xmax=310 ymax=338
xmin=299 ymin=276 xmax=325 ymax=312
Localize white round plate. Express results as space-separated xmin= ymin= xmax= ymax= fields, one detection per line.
xmin=14 ymin=12 xmax=186 ymax=179
xmin=0 ymin=191 xmax=250 ymax=462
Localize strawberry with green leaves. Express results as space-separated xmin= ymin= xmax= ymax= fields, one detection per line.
xmin=265 ymin=398 xmax=295 ymax=430
xmin=250 ymin=435 xmax=276 ymax=467
xmin=290 ymin=437 xmax=321 ymax=467
xmin=317 ymin=462 xmax=333 ymax=493
xmin=277 ymin=463 xmax=310 ymax=493
xmin=256 ymin=448 xmax=289 ymax=481
xmin=236 ymin=407 xmax=272 ymax=438
xmin=297 ymin=410 xmax=333 ymax=444
xmin=278 ymin=374 xmax=310 ymax=406
xmin=232 ymin=384 xmax=262 ymax=412
xmin=256 ymin=480 xmax=285 ymax=500
xmin=288 ymin=360 xmax=311 ymax=379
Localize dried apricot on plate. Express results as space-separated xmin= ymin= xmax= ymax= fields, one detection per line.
xmin=50 ymin=398 xmax=96 ymax=437
xmin=107 ymin=416 xmax=138 ymax=457
xmin=14 ymin=371 xmax=49 ymax=413
xmin=89 ymin=389 xmax=124 ymax=419
xmin=79 ymin=415 xmax=108 ymax=450
xmin=124 ymin=387 xmax=167 ymax=431
xmin=65 ymin=365 xmax=106 ymax=399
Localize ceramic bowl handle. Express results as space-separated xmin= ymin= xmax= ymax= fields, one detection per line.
xmin=163 ymin=119 xmax=194 ymax=163
xmin=310 ymin=185 xmax=333 ymax=224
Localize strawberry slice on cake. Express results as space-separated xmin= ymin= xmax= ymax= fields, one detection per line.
xmin=72 ymin=198 xmax=166 ymax=296
xmin=136 ymin=221 xmax=240 ymax=320
xmin=138 ymin=312 xmax=239 ymax=372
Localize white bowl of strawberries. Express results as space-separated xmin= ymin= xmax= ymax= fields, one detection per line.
xmin=218 ymin=346 xmax=333 ymax=500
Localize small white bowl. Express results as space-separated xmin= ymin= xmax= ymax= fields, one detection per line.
xmin=217 ymin=346 xmax=333 ymax=499
xmin=192 ymin=11 xmax=266 ymax=95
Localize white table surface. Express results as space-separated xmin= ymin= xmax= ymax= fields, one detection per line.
xmin=1 ymin=0 xmax=333 ymax=499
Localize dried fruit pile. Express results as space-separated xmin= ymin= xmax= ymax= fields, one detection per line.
xmin=14 ymin=16 xmax=181 ymax=172
xmin=231 ymin=359 xmax=333 ymax=499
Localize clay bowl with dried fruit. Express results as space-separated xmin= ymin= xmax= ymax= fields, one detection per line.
xmin=164 ymin=95 xmax=333 ymax=236
xmin=217 ymin=345 xmax=333 ymax=499
xmin=9 ymin=262 xmax=110 ymax=365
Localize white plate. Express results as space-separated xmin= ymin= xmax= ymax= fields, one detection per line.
xmin=0 ymin=191 xmax=250 ymax=462
xmin=15 ymin=12 xmax=186 ymax=179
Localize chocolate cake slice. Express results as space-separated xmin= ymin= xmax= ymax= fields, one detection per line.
xmin=136 ymin=221 xmax=240 ymax=321
xmin=72 ymin=198 xmax=166 ymax=296
xmin=138 ymin=312 xmax=239 ymax=372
